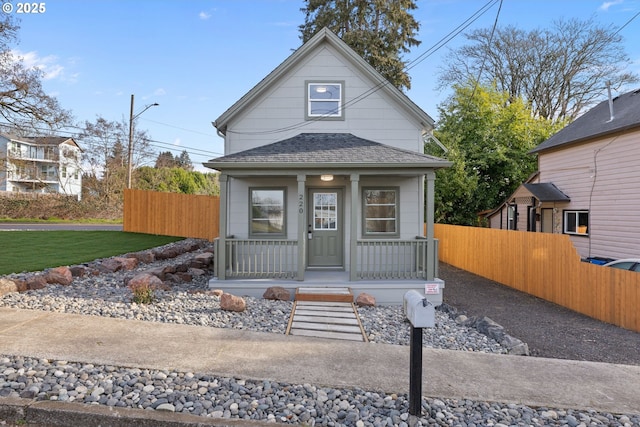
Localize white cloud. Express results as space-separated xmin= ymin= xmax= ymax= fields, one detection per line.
xmin=199 ymin=11 xmax=211 ymax=20
xmin=599 ymin=0 xmax=623 ymax=11
xmin=173 ymin=138 xmax=182 ymax=146
xmin=154 ymin=88 xmax=166 ymax=96
xmin=10 ymin=49 xmax=77 ymax=82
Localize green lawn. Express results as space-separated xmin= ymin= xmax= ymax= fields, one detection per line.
xmin=0 ymin=231 xmax=183 ymax=275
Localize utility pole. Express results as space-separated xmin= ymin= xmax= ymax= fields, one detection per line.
xmin=127 ymin=94 xmax=159 ymax=189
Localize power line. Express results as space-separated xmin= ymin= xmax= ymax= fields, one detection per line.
xmin=613 ymin=10 xmax=640 ymax=36
xmin=0 ymin=121 xmax=223 ymax=163
xmin=225 ymin=0 xmax=500 ymax=136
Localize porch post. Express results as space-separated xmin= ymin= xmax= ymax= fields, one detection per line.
xmin=217 ymin=173 xmax=228 ymax=280
xmin=349 ymin=173 xmax=359 ymax=281
xmin=297 ymin=174 xmax=306 ymax=281
xmin=425 ymin=171 xmax=436 ymax=281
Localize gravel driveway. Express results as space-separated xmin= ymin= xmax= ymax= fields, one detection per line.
xmin=439 ymin=263 xmax=640 ymax=366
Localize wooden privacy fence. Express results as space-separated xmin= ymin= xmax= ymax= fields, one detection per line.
xmin=123 ymin=189 xmax=219 ymax=241
xmin=434 ymin=224 xmax=640 ymax=333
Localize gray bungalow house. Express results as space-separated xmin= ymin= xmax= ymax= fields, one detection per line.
xmin=204 ymin=28 xmax=451 ymax=304
xmin=485 ymin=88 xmax=640 ymax=261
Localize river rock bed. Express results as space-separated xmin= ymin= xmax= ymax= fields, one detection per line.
xmin=1 ymin=239 xmax=638 ymax=426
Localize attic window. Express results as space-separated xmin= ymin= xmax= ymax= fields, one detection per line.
xmin=306 ymin=81 xmax=343 ymax=120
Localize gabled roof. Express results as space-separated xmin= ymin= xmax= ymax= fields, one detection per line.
xmin=213 ymin=27 xmax=435 ymax=135
xmin=531 ymin=88 xmax=640 ymax=153
xmin=0 ymin=133 xmax=81 ymax=150
xmin=522 ymin=183 xmax=570 ymax=202
xmin=204 ymin=133 xmax=451 ymax=171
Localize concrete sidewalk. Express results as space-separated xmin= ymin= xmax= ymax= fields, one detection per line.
xmin=1 ymin=307 xmax=639 ymax=420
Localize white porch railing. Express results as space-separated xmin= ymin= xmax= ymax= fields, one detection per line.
xmin=214 ymin=237 xmax=438 ymax=280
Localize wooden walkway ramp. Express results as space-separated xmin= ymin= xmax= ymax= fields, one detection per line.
xmin=286 ymin=287 xmax=368 ymax=342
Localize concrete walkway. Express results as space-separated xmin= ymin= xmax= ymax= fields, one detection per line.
xmin=1 ymin=307 xmax=639 ymax=419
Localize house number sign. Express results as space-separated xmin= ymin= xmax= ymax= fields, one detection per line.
xmin=298 ymin=193 xmax=304 ymax=214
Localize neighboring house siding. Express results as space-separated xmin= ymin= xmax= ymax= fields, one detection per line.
xmin=539 ymin=130 xmax=640 ymax=259
xmin=224 ymin=45 xmax=424 ymax=155
xmin=0 ymin=135 xmax=82 ymax=199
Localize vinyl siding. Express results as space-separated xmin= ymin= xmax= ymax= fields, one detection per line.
xmin=223 ymin=44 xmax=424 ymax=155
xmin=225 ymin=175 xmax=423 ymax=271
xmin=539 ymin=129 xmax=640 ymax=259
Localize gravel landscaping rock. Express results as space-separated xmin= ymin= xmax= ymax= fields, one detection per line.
xmin=1 ymin=239 xmax=638 ymax=426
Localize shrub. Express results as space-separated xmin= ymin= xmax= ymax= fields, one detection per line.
xmin=128 ymin=281 xmax=155 ymax=304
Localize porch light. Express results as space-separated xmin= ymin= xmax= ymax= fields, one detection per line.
xmin=315 ymin=86 xmax=327 ymax=93
xmin=320 ymin=174 xmax=334 ymax=181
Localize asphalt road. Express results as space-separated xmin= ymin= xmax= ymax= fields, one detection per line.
xmin=0 ymin=223 xmax=123 ymax=231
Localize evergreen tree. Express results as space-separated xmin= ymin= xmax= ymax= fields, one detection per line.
xmin=176 ymin=150 xmax=193 ymax=171
xmin=155 ymin=151 xmax=177 ymax=168
xmin=300 ymin=0 xmax=420 ymax=90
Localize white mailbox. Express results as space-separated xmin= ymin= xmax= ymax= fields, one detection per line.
xmin=403 ymin=290 xmax=435 ymax=328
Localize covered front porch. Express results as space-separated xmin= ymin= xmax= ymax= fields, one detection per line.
xmin=204 ymin=133 xmax=451 ymax=305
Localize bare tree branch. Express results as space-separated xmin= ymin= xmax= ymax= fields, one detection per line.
xmin=438 ymin=18 xmax=639 ymax=122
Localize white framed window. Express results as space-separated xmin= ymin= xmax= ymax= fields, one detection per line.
xmin=363 ymin=188 xmax=399 ymax=237
xmin=507 ymin=204 xmax=517 ymax=230
xmin=564 ymin=210 xmax=589 ymax=236
xmin=250 ymin=188 xmax=286 ymax=238
xmin=306 ymin=81 xmax=343 ymax=119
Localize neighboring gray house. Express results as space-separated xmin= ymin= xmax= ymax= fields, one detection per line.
xmin=204 ymin=28 xmax=451 ymax=303
xmin=485 ymin=88 xmax=640 ymax=261
xmin=0 ymin=134 xmax=83 ymax=200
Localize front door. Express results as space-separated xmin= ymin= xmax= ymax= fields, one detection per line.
xmin=308 ymin=188 xmax=343 ymax=267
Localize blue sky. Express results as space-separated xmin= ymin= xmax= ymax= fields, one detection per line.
xmin=8 ymin=0 xmax=640 ymax=171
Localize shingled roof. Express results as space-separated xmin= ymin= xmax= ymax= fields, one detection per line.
xmin=531 ymin=88 xmax=640 ymax=153
xmin=204 ymin=133 xmax=450 ymax=171
xmin=523 ymin=183 xmax=570 ymax=202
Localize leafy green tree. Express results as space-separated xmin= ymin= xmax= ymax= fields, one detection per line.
xmin=438 ymin=18 xmax=638 ymax=122
xmin=300 ymin=0 xmax=420 ymax=90
xmin=426 ymin=83 xmax=562 ymax=225
xmin=136 ymin=166 xmax=219 ymax=196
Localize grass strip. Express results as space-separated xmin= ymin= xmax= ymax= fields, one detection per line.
xmin=0 ymin=231 xmax=183 ymax=275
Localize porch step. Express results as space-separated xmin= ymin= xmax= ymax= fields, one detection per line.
xmin=286 ymin=301 xmax=368 ymax=342
xmin=294 ymin=286 xmax=353 ymax=303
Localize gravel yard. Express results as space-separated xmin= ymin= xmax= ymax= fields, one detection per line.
xmin=1 ymin=239 xmax=639 ymax=426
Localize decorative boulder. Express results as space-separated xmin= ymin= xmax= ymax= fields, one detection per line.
xmin=69 ymin=266 xmax=88 ymax=278
xmin=97 ymin=258 xmax=124 ymax=273
xmin=356 ymin=293 xmax=376 ymax=307
xmin=131 ymin=251 xmax=155 ymax=264
xmin=46 ymin=266 xmax=73 ymax=286
xmin=220 ymin=293 xmax=246 ymax=312
xmin=26 ymin=275 xmax=48 ymax=290
xmin=194 ymin=252 xmax=214 ymax=266
xmin=114 ymin=257 xmax=138 ymax=271
xmin=0 ymin=278 xmax=18 ymax=296
xmin=14 ymin=279 xmax=28 ymax=293
xmin=263 ymin=286 xmax=291 ymax=301
xmin=126 ymin=273 xmax=163 ymax=289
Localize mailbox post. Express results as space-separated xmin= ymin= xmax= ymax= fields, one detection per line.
xmin=403 ymin=290 xmax=436 ymax=421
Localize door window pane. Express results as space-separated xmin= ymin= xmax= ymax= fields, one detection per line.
xmin=314 ymin=192 xmax=337 ymax=230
